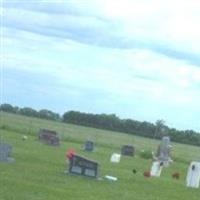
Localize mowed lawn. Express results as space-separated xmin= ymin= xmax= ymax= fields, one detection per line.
xmin=0 ymin=112 xmax=200 ymax=200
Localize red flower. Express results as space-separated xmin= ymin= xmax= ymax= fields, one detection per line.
xmin=66 ymin=149 xmax=75 ymax=161
xmin=172 ymin=172 xmax=180 ymax=179
xmin=143 ymin=171 xmax=151 ymax=177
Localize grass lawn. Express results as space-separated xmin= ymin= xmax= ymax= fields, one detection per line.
xmin=0 ymin=112 xmax=200 ymax=200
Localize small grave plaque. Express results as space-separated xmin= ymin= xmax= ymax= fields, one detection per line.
xmin=121 ymin=145 xmax=135 ymax=156
xmin=150 ymin=161 xmax=163 ymax=177
xmin=38 ymin=129 xmax=60 ymax=146
xmin=84 ymin=141 xmax=94 ymax=152
xmin=110 ymin=153 xmax=121 ymax=163
xmin=69 ymin=155 xmax=99 ymax=178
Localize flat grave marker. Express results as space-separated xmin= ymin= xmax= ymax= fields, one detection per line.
xmin=110 ymin=153 xmax=121 ymax=163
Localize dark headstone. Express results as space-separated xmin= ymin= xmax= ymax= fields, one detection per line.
xmin=121 ymin=145 xmax=135 ymax=156
xmin=0 ymin=143 xmax=14 ymax=162
xmin=38 ymin=129 xmax=60 ymax=146
xmin=84 ymin=141 xmax=94 ymax=152
xmin=69 ymin=155 xmax=99 ymax=178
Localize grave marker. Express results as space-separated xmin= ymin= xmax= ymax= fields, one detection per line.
xmin=110 ymin=153 xmax=121 ymax=163
xmin=0 ymin=143 xmax=14 ymax=162
xmin=121 ymin=145 xmax=135 ymax=156
xmin=156 ymin=136 xmax=171 ymax=166
xmin=69 ymin=155 xmax=99 ymax=178
xmin=186 ymin=161 xmax=200 ymax=188
xmin=38 ymin=129 xmax=60 ymax=146
xmin=84 ymin=140 xmax=94 ymax=152
xmin=150 ymin=161 xmax=163 ymax=177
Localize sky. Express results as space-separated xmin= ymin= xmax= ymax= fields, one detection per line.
xmin=1 ymin=0 xmax=200 ymax=132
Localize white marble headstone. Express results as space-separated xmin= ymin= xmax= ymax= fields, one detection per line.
xmin=186 ymin=161 xmax=200 ymax=188
xmin=110 ymin=153 xmax=121 ymax=163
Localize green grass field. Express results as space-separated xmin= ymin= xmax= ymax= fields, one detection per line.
xmin=0 ymin=112 xmax=200 ymax=200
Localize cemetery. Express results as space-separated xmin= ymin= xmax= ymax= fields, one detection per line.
xmin=1 ymin=0 xmax=200 ymax=199
xmin=0 ymin=112 xmax=200 ymax=200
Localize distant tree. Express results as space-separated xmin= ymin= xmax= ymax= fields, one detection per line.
xmin=19 ymin=107 xmax=38 ymax=117
xmin=155 ymin=120 xmax=166 ymax=139
xmin=1 ymin=103 xmax=200 ymax=146
xmin=0 ymin=103 xmax=15 ymax=113
xmin=38 ymin=109 xmax=60 ymax=121
xmin=13 ymin=106 xmax=20 ymax=113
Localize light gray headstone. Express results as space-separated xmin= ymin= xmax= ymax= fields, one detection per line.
xmin=156 ymin=136 xmax=171 ymax=165
xmin=84 ymin=141 xmax=94 ymax=152
xmin=0 ymin=143 xmax=14 ymax=162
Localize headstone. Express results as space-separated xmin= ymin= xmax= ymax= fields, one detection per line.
xmin=69 ymin=155 xmax=99 ymax=178
xmin=84 ymin=141 xmax=94 ymax=152
xmin=186 ymin=161 xmax=200 ymax=188
xmin=121 ymin=145 xmax=134 ymax=156
xmin=0 ymin=143 xmax=14 ymax=162
xmin=110 ymin=153 xmax=121 ymax=163
xmin=105 ymin=175 xmax=118 ymax=181
xmin=38 ymin=129 xmax=60 ymax=146
xmin=156 ymin=136 xmax=171 ymax=166
xmin=150 ymin=161 xmax=163 ymax=177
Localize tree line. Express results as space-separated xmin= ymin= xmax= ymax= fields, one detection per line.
xmin=1 ymin=103 xmax=200 ymax=146
xmin=63 ymin=111 xmax=200 ymax=146
xmin=0 ymin=103 xmax=60 ymax=121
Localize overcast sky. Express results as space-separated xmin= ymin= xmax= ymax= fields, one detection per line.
xmin=1 ymin=0 xmax=200 ymax=131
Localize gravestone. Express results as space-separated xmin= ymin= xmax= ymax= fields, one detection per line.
xmin=38 ymin=129 xmax=60 ymax=146
xmin=0 ymin=143 xmax=14 ymax=162
xmin=156 ymin=136 xmax=171 ymax=166
xmin=84 ymin=141 xmax=94 ymax=152
xmin=186 ymin=161 xmax=200 ymax=188
xmin=150 ymin=161 xmax=163 ymax=177
xmin=110 ymin=153 xmax=121 ymax=163
xmin=121 ymin=145 xmax=135 ymax=156
xmin=69 ymin=155 xmax=99 ymax=178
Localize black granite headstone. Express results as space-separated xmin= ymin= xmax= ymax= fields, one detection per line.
xmin=121 ymin=145 xmax=135 ymax=156
xmin=69 ymin=155 xmax=99 ymax=178
xmin=38 ymin=129 xmax=60 ymax=146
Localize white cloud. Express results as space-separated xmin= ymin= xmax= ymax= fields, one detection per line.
xmin=93 ymin=0 xmax=200 ymax=52
xmin=1 ymin=0 xmax=200 ymax=131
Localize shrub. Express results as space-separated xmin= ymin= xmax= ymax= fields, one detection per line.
xmin=139 ymin=149 xmax=152 ymax=160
